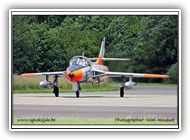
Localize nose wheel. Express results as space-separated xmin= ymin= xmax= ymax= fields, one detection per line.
xmin=76 ymin=91 xmax=80 ymax=98
xmin=72 ymin=82 xmax=81 ymax=98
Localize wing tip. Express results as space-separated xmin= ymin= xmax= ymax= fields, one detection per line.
xmin=21 ymin=73 xmax=36 ymax=76
xmin=144 ymin=74 xmax=169 ymax=78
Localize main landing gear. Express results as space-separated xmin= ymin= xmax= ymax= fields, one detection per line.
xmin=120 ymin=87 xmax=124 ymax=97
xmin=53 ymin=86 xmax=59 ymax=97
xmin=119 ymin=76 xmax=136 ymax=97
xmin=53 ymin=75 xmax=59 ymax=97
xmin=120 ymin=77 xmax=126 ymax=98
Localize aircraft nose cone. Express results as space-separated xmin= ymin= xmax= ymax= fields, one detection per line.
xmin=68 ymin=72 xmax=74 ymax=78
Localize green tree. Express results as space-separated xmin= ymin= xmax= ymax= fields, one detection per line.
xmin=131 ymin=16 xmax=178 ymax=82
xmin=12 ymin=15 xmax=178 ymax=84
xmin=165 ymin=63 xmax=178 ymax=84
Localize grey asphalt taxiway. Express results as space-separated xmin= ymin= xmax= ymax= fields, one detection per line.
xmin=13 ymin=86 xmax=178 ymax=119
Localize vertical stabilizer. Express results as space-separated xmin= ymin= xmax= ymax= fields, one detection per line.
xmin=97 ymin=37 xmax=105 ymax=65
xmin=89 ymin=37 xmax=130 ymax=63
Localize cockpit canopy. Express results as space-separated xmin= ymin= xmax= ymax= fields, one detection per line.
xmin=69 ymin=56 xmax=91 ymax=68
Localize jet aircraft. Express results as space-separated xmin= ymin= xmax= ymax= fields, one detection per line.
xmin=21 ymin=37 xmax=169 ymax=97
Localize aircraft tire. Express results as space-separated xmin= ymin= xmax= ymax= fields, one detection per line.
xmin=53 ymin=86 xmax=59 ymax=97
xmin=76 ymin=91 xmax=80 ymax=98
xmin=120 ymin=87 xmax=124 ymax=97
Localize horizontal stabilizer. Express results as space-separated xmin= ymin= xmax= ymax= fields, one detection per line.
xmin=90 ymin=58 xmax=130 ymax=61
xmin=102 ymin=58 xmax=130 ymax=61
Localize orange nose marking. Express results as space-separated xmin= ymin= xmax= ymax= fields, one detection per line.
xmin=72 ymin=69 xmax=83 ymax=81
xmin=66 ymin=69 xmax=71 ymax=80
xmin=66 ymin=69 xmax=83 ymax=82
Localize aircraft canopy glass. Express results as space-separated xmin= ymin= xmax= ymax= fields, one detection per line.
xmin=69 ymin=56 xmax=91 ymax=67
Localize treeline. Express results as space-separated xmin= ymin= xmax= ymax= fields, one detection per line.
xmin=13 ymin=15 xmax=178 ymax=83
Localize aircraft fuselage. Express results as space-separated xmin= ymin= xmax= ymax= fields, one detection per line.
xmin=65 ymin=55 xmax=109 ymax=83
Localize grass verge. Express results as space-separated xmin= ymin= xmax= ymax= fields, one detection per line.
xmin=13 ymin=75 xmax=119 ymax=93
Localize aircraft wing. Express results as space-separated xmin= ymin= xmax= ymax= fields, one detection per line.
xmin=21 ymin=71 xmax=65 ymax=76
xmin=105 ymin=71 xmax=169 ymax=78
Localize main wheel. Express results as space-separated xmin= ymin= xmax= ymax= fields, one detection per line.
xmin=120 ymin=87 xmax=124 ymax=97
xmin=53 ymin=86 xmax=59 ymax=97
xmin=76 ymin=91 xmax=80 ymax=98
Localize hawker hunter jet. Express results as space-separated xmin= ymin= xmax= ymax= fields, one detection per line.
xmin=21 ymin=37 xmax=169 ymax=97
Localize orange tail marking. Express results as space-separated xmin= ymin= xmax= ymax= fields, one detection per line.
xmin=97 ymin=55 xmax=102 ymax=65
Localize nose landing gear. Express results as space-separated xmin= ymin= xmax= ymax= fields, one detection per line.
xmin=72 ymin=82 xmax=81 ymax=98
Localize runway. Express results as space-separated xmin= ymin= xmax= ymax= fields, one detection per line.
xmin=13 ymin=86 xmax=178 ymax=119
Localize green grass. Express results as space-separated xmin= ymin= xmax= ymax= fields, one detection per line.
xmin=12 ymin=75 xmax=176 ymax=93
xmin=13 ymin=116 xmax=177 ymax=125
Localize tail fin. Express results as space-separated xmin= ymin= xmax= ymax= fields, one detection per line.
xmin=96 ymin=37 xmax=105 ymax=65
xmin=90 ymin=37 xmax=130 ymax=64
